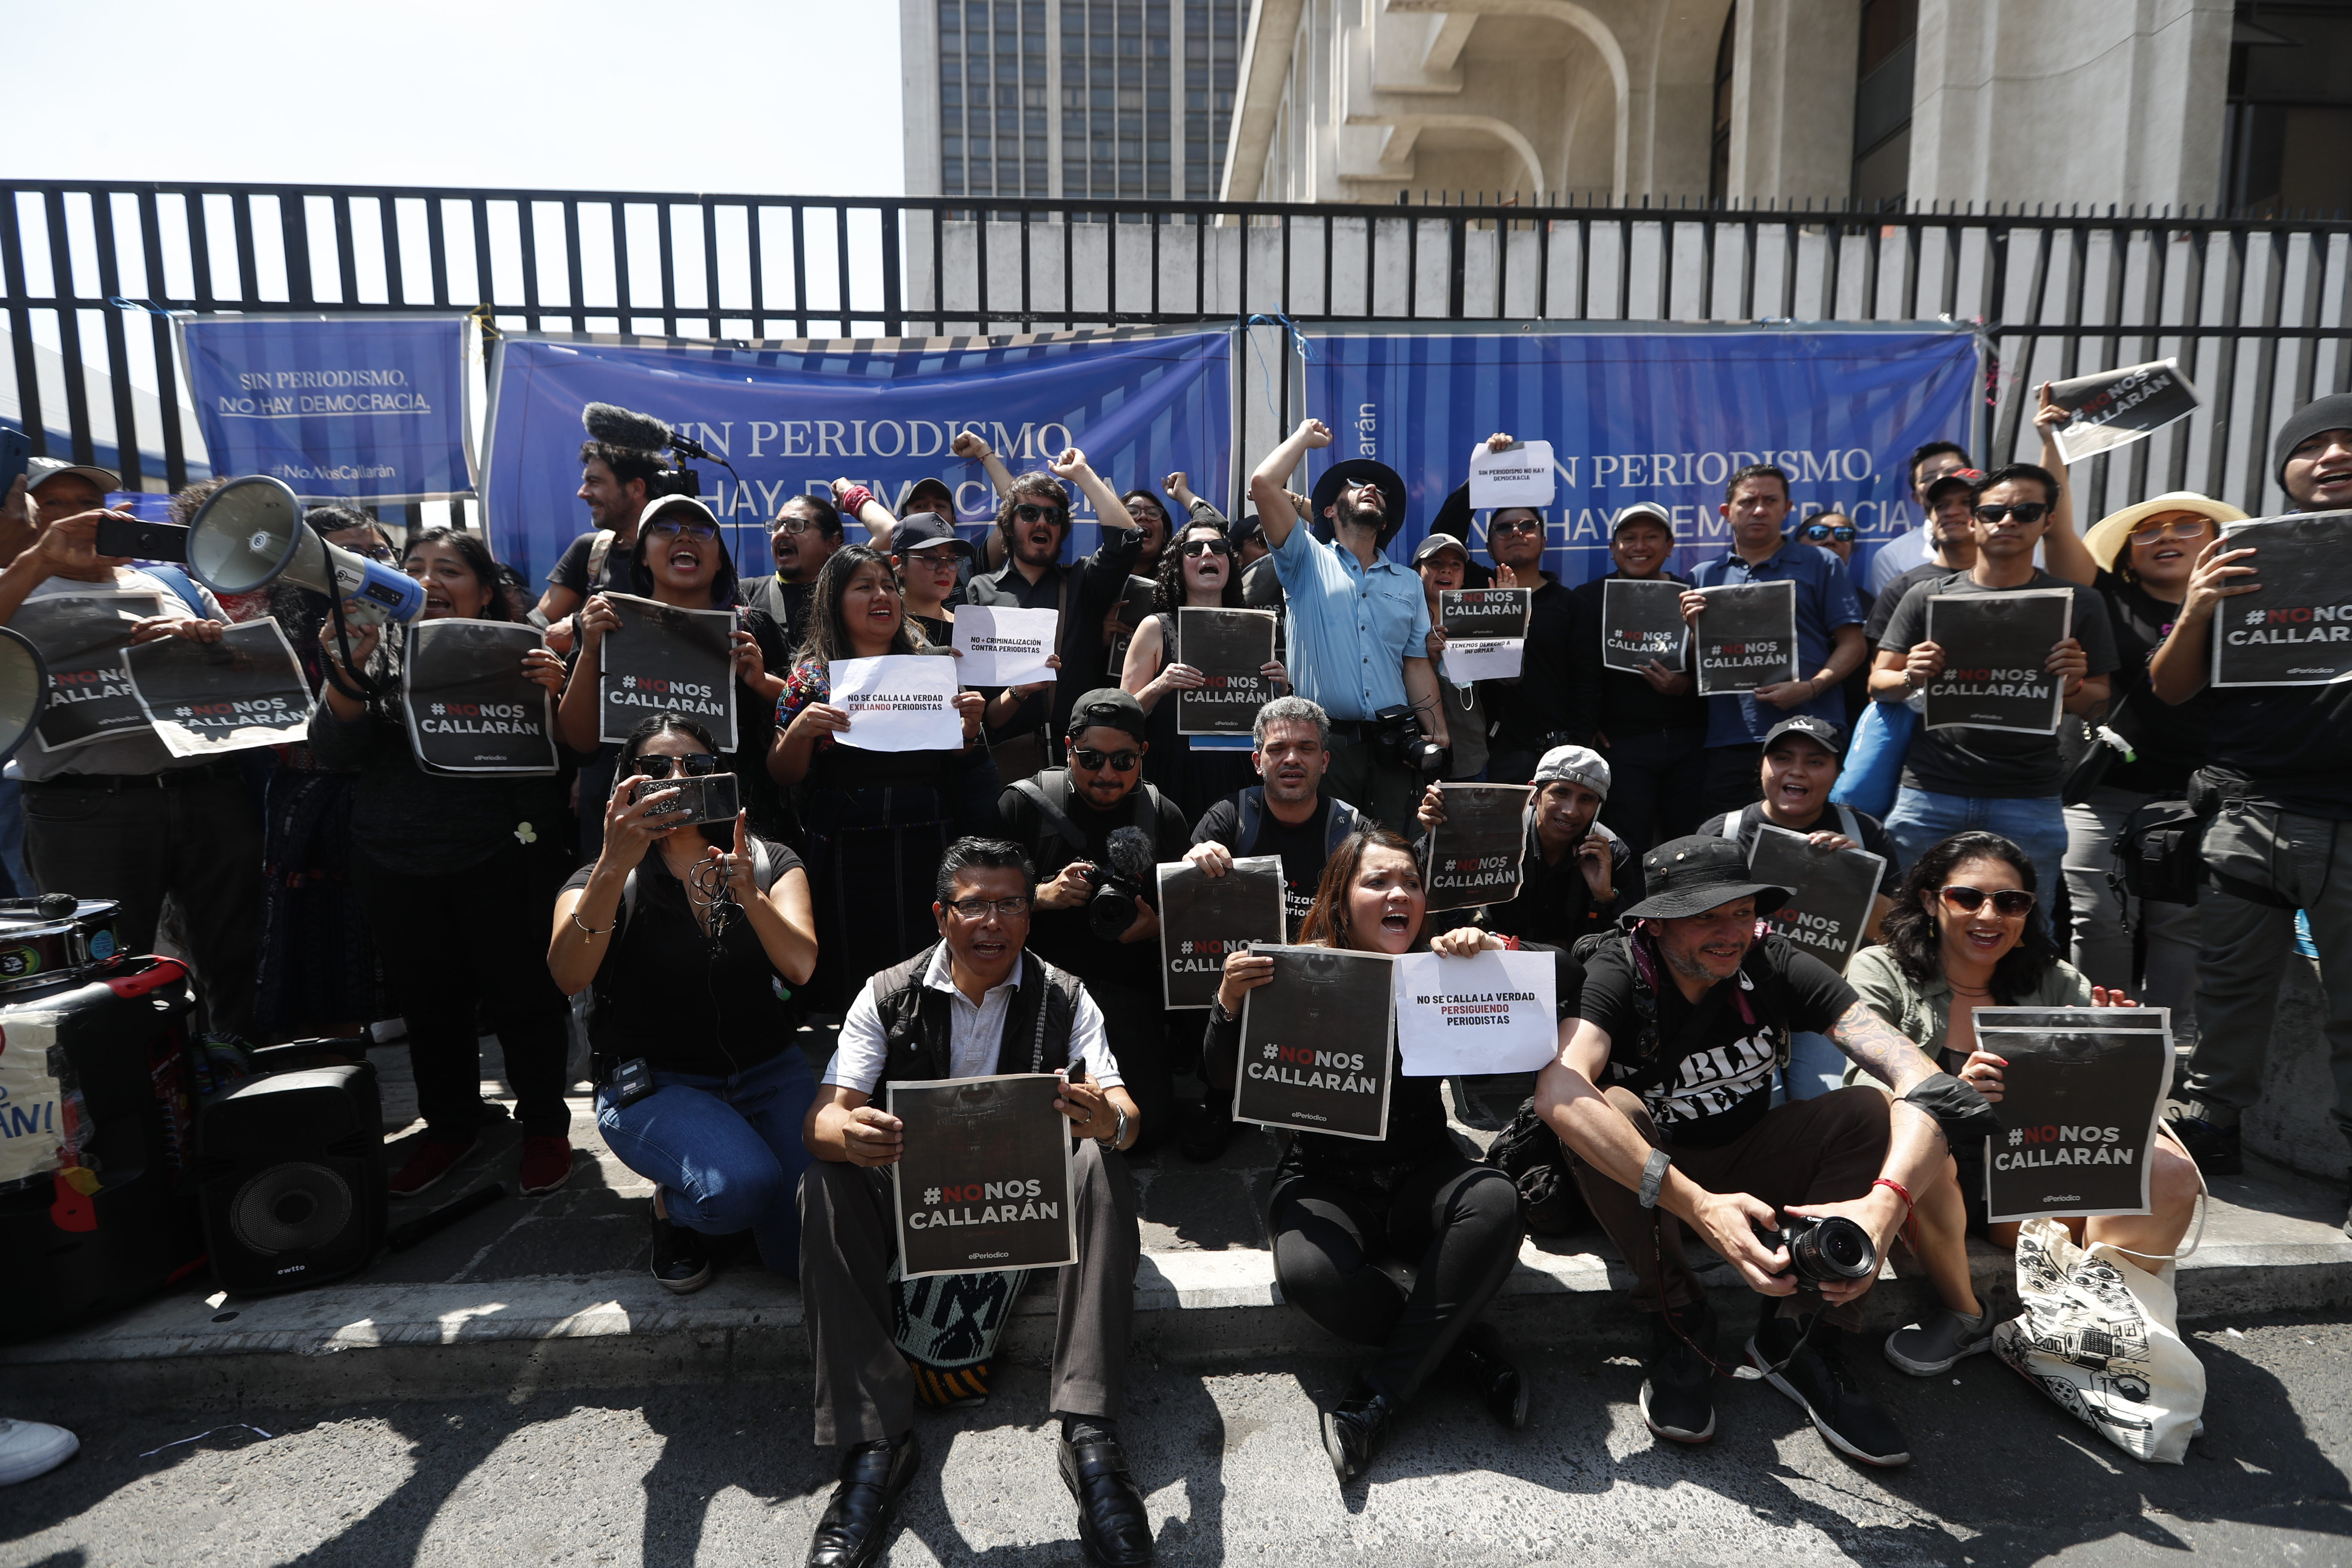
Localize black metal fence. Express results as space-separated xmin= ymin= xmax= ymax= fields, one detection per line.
xmin=5 ymin=181 xmax=2348 ymax=518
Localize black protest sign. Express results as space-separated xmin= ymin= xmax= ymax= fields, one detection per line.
xmin=1971 ymin=1006 xmax=2168 ymax=1033
xmin=1971 ymin=1010 xmax=2174 ymax=1223
xmin=1439 ymin=588 xmax=1531 ymax=640
xmin=1747 ymin=824 xmax=1883 ymax=972
xmin=596 ymin=592 xmax=738 ymax=750
xmin=12 ymin=590 xmax=161 ymax=753
xmin=403 ymin=619 xmax=559 ymax=775
xmin=124 ymin=619 xmax=310 ymax=757
xmin=1601 ymin=578 xmax=1689 ymax=673
xmin=2049 ymin=358 xmax=2202 ymax=466
xmin=890 ymin=1073 xmax=1078 ymax=1278
xmin=1233 ymin=946 xmax=1395 ymax=1142
xmin=1421 ymin=784 xmax=1534 ymax=912
xmin=2209 ymin=511 xmax=2352 ymax=688
xmin=1157 ymin=854 xmax=1287 ymax=1009
xmin=1922 ymin=588 xmax=2072 ymax=733
xmin=1176 ymin=607 xmax=1278 ymax=736
xmin=1694 ymin=581 xmax=1798 ymax=694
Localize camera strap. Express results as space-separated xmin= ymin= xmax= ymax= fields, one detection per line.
xmin=1008 ymin=771 xmax=1161 ymax=871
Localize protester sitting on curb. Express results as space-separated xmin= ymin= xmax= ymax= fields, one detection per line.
xmin=1565 ymin=502 xmax=1706 ymax=850
xmin=1534 ymin=836 xmax=1994 ymax=1466
xmin=1414 ymin=744 xmax=1638 ymax=947
xmin=1847 ymin=831 xmax=2204 ymax=1376
xmin=799 ymin=838 xmax=1151 ymax=1568
xmin=1204 ymin=828 xmax=1563 ymax=1483
xmin=1697 ymin=715 xmax=1901 ymax=1099
xmin=551 ymin=715 xmax=819 ymax=1295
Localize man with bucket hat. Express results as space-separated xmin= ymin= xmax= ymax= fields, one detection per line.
xmin=1534 ymin=834 xmax=1991 ymax=1467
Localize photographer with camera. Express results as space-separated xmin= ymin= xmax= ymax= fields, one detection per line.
xmin=1247 ymin=419 xmax=1450 ymax=831
xmin=549 ymin=715 xmax=819 ymax=1294
xmin=1414 ymin=744 xmax=1639 ymax=946
xmin=996 ymin=689 xmax=1190 ymax=1154
xmin=1534 ymin=835 xmax=1992 ymax=1466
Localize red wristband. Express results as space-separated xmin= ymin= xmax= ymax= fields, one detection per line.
xmin=1872 ymin=1176 xmax=1914 ymax=1215
xmin=1497 ymin=934 xmax=1520 ymax=950
xmin=838 ymin=484 xmax=875 ymax=514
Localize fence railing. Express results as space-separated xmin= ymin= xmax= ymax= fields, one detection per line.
xmin=5 ymin=181 xmax=2349 ymax=519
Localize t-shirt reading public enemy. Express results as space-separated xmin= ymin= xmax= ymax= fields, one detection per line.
xmin=1577 ymin=932 xmax=1858 ymax=1148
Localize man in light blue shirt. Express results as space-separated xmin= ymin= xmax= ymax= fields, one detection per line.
xmin=1248 ymin=418 xmax=1449 ymax=830
xmin=1680 ymin=463 xmax=1866 ymax=818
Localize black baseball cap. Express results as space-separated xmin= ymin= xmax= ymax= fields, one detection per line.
xmin=1621 ymin=836 xmax=1792 ymax=922
xmin=1925 ymin=468 xmax=1986 ymax=506
xmin=890 ymin=513 xmax=975 ymax=559
xmin=900 ymin=476 xmax=956 ymax=517
xmin=1065 ymin=687 xmax=1148 ymax=744
xmin=1762 ymin=714 xmax=1845 ymax=757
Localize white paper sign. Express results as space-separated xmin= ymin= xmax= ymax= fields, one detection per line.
xmin=1469 ymin=440 xmax=1558 ymax=510
xmin=1392 ymin=949 xmax=1558 ymax=1077
xmin=828 ymin=654 xmax=963 ymax=753
xmin=0 ymin=1012 xmax=64 ymax=1186
xmin=951 ymin=605 xmax=1059 ymax=687
xmin=1443 ymin=639 xmax=1523 ymax=682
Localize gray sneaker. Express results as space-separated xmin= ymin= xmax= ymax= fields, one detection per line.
xmin=1883 ymin=1304 xmax=1997 ymax=1375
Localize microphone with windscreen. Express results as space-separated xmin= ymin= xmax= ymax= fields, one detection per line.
xmin=1084 ymin=824 xmax=1158 ymax=942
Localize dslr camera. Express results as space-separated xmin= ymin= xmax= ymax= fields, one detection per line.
xmin=1764 ymin=1212 xmax=1877 ymax=1286
xmin=1370 ymin=703 xmax=1446 ymax=781
xmin=1074 ymin=824 xmax=1158 ymax=942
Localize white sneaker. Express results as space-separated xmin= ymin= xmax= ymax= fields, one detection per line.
xmin=0 ymin=1418 xmax=78 ymax=1485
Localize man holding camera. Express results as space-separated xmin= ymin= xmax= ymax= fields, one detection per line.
xmin=1247 ymin=419 xmax=1449 ymax=832
xmin=1533 ymin=836 xmax=1988 ymax=1467
xmin=800 ymin=837 xmax=1150 ymax=1568
xmin=996 ymin=689 xmax=1189 ymax=1154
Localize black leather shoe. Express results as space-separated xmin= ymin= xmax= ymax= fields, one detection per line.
xmin=649 ymin=1204 xmax=712 ymax=1295
xmin=1058 ymin=1430 xmax=1153 ymax=1565
xmin=805 ymin=1431 xmax=921 ymax=1568
xmin=1320 ymin=1381 xmax=1396 ymax=1485
xmin=1444 ymin=1322 xmax=1530 ymax=1430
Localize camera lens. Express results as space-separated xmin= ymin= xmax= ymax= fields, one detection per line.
xmin=1785 ymin=1215 xmax=1877 ymax=1283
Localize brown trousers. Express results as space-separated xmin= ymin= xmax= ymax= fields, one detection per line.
xmin=1566 ymin=1084 xmax=1890 ymax=1329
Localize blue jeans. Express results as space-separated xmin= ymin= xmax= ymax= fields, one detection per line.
xmin=1883 ymin=787 xmax=2069 ymax=933
xmin=596 ymin=1046 xmax=818 ymax=1277
xmin=1782 ymin=1031 xmax=1847 ymax=1101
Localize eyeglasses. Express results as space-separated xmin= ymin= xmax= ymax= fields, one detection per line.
xmin=1488 ymin=516 xmax=1544 ymax=536
xmin=946 ymin=894 xmax=1032 ymax=920
xmin=1972 ymin=502 xmax=2050 ymax=525
xmin=645 ymin=517 xmax=719 ymax=541
xmin=1180 ymin=538 xmax=1230 ymax=557
xmin=1801 ymin=523 xmax=1856 ymax=543
xmin=2127 ymin=516 xmax=2215 ymax=546
xmin=351 ymin=542 xmax=395 ymax=562
xmin=774 ymin=516 xmax=826 ymax=536
xmin=1013 ymin=503 xmax=1067 ymax=524
xmin=1939 ymin=885 xmax=2037 ymax=918
xmin=632 ymin=752 xmax=720 ymax=778
xmin=1070 ymin=746 xmax=1141 ymax=772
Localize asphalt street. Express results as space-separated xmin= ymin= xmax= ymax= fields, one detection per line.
xmin=5 ymin=1312 xmax=2350 ymax=1567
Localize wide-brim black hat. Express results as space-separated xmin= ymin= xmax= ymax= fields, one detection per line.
xmin=1620 ymin=835 xmax=1792 ymax=922
xmin=1309 ymin=458 xmax=1409 ymax=551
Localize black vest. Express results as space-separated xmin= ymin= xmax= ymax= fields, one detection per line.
xmin=867 ymin=942 xmax=1090 ymax=1090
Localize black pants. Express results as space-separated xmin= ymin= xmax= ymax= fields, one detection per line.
xmin=1084 ymin=980 xmax=1175 ymax=1155
xmin=1269 ymin=1154 xmax=1522 ymax=1404
xmin=1596 ymin=727 xmax=1708 ymax=854
xmin=1700 ymin=743 xmax=1766 ymax=820
xmin=353 ymin=838 xmax=572 ymax=1142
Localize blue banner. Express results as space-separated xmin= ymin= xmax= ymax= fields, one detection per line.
xmin=481 ymin=330 xmax=1234 ymax=586
xmin=1297 ymin=325 xmax=1978 ymax=587
xmin=176 ymin=313 xmax=478 ymax=501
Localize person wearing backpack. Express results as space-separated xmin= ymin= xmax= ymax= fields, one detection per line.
xmin=549 ymin=715 xmax=818 ymax=1296
xmin=995 ymin=688 xmax=1191 ymax=1154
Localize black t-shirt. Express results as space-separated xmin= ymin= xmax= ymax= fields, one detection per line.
xmin=1191 ymin=793 xmax=1331 ymax=926
xmin=996 ymin=773 xmax=1191 ymax=992
xmin=1480 ymin=825 xmax=1642 ymax=945
xmin=563 ymin=839 xmax=805 ymax=1076
xmin=1578 ymin=932 xmax=1857 ymax=1148
xmin=1697 ymin=802 xmax=1902 ymax=897
xmin=1483 ymin=574 xmax=1577 ymax=755
xmin=547 ymin=531 xmax=637 ymax=598
xmin=1563 ymin=572 xmax=1708 ymax=744
xmin=1864 ymin=561 xmax=1956 ymax=644
xmin=742 ymin=574 xmax=819 ymax=658
xmin=2091 ymin=568 xmax=2209 ymax=795
xmin=1877 ymin=569 xmax=2119 ymax=798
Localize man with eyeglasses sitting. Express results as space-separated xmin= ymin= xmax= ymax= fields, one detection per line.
xmin=995 ymin=688 xmax=1191 ymax=1155
xmin=1868 ymin=464 xmax=2119 ymax=902
xmin=799 ymin=836 xmax=1153 ymax=1568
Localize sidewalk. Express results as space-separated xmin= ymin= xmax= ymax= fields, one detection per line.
xmin=6 ymin=1032 xmax=2348 ymax=1416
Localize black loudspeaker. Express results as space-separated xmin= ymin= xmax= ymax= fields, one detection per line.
xmin=199 ymin=1060 xmax=387 ymax=1294
xmin=0 ymin=957 xmax=207 ymax=1343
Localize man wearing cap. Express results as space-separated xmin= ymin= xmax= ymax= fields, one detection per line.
xmin=1567 ymin=503 xmax=1708 ymax=851
xmin=1682 ymin=465 xmax=1868 ymax=819
xmin=1534 ymin=834 xmax=1991 ymax=1466
xmin=996 ymin=688 xmax=1191 ymax=1150
xmin=743 ymin=493 xmax=845 ymax=652
xmin=2148 ymin=394 xmax=2352 ymax=1201
xmin=1863 ymin=441 xmax=1973 ymax=600
xmin=1698 ymin=715 xmax=1902 ymax=1098
xmin=0 ymin=461 xmax=262 ymax=1041
xmin=1862 ymin=469 xmax=1982 ymax=649
xmin=1411 ymin=533 xmax=1491 ymax=781
xmin=1246 ymin=418 xmax=1449 ymax=832
xmin=1416 ymin=744 xmax=1640 ymax=946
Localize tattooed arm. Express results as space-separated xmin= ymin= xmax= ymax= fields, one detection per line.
xmin=1826 ymin=998 xmax=1941 ymax=1097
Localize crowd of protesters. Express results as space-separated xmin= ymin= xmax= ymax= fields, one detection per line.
xmin=5 ymin=387 xmax=2349 ymax=1562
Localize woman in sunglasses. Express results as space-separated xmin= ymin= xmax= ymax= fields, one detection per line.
xmin=771 ymin=544 xmax=989 ymax=1009
xmin=1119 ymin=519 xmax=1286 ymax=820
xmin=1845 ymin=831 xmax=2202 ymax=1375
xmin=550 ymin=714 xmax=818 ymax=1294
xmin=554 ymin=494 xmax=793 ymax=844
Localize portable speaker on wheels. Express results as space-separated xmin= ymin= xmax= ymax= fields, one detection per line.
xmin=199 ymin=1059 xmax=387 ymax=1294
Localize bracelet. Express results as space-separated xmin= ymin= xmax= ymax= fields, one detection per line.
xmin=838 ymin=484 xmax=875 ymax=514
xmin=1638 ymin=1148 xmax=1671 ymax=1210
xmin=570 ymin=909 xmax=616 ymax=937
xmin=1871 ymin=1176 xmax=1914 ymax=1216
xmin=1496 ymin=934 xmax=1520 ymax=951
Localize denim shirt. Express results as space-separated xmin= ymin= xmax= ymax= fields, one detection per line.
xmin=1688 ymin=537 xmax=1862 ymax=747
xmin=1267 ymin=523 xmax=1430 ymax=723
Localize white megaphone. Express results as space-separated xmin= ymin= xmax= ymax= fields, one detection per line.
xmin=184 ymin=475 xmax=426 ymax=624
xmin=0 ymin=625 xmax=49 ymax=765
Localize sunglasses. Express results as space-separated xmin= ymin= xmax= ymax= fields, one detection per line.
xmin=1013 ymin=503 xmax=1067 ymax=525
xmin=1801 ymin=523 xmax=1856 ymax=542
xmin=632 ymin=752 xmax=720 ymax=778
xmin=1070 ymin=746 xmax=1141 ymax=772
xmin=1972 ymin=502 xmax=2050 ymax=524
xmin=1181 ymin=538 xmax=1231 ymax=557
xmin=1938 ymin=885 xmax=2037 ymax=917
xmin=1488 ymin=515 xmax=1544 ymax=536
xmin=946 ymin=894 xmax=1032 ymax=920
xmin=2127 ymin=516 xmax=2215 ymax=547
xmin=645 ymin=517 xmax=720 ymax=541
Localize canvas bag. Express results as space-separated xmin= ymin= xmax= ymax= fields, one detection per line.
xmin=1991 ymin=1216 xmax=2205 ymax=1464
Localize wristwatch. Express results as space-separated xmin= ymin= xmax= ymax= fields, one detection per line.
xmin=1101 ymin=1105 xmax=1130 ymax=1149
xmin=1638 ymin=1148 xmax=1672 ymax=1209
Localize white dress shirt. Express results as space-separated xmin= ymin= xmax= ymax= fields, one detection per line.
xmin=824 ymin=945 xmax=1121 ymax=1093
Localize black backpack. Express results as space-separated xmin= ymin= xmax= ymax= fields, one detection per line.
xmin=1483 ymin=1098 xmax=1589 ymax=1236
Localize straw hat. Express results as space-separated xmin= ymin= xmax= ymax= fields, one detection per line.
xmin=2080 ymin=492 xmax=2248 ymax=574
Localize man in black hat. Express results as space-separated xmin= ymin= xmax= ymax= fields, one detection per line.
xmin=1534 ymin=834 xmax=1988 ymax=1467
xmin=1246 ymin=418 xmax=1447 ymax=831
xmin=742 ymin=493 xmax=845 ymax=652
